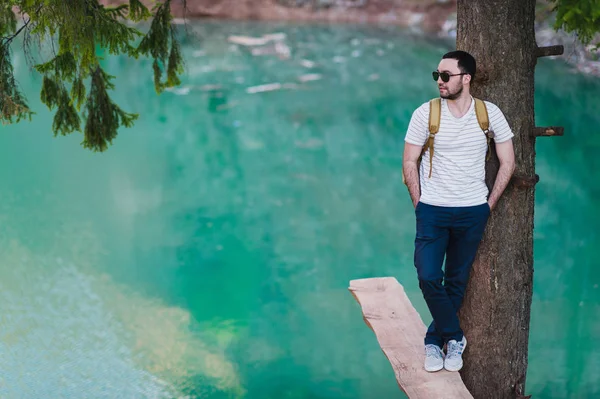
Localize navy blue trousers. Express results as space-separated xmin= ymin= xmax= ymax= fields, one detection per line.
xmin=414 ymin=201 xmax=490 ymax=348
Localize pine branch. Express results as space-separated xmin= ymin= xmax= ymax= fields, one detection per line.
xmin=0 ymin=5 xmax=42 ymax=47
xmin=83 ymin=66 xmax=138 ymax=152
xmin=1 ymin=16 xmax=31 ymax=46
xmin=0 ymin=46 xmax=33 ymax=123
xmin=2 ymin=0 xmax=187 ymax=152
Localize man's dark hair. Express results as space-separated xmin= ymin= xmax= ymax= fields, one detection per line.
xmin=442 ymin=50 xmax=476 ymax=81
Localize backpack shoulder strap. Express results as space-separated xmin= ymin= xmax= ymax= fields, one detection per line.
xmin=474 ymin=98 xmax=489 ymax=132
xmin=402 ymin=98 xmax=441 ymax=184
xmin=429 ymin=98 xmax=441 ymax=134
xmin=474 ymin=98 xmax=494 ymax=160
xmin=422 ymin=98 xmax=441 ymax=178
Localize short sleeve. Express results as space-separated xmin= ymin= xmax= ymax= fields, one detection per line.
xmin=404 ymin=103 xmax=429 ymax=146
xmin=486 ymin=102 xmax=514 ymax=143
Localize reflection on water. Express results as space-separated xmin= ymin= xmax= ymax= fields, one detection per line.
xmin=0 ymin=21 xmax=599 ymax=398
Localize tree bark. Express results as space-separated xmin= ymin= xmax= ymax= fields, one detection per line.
xmin=456 ymin=1 xmax=537 ymax=398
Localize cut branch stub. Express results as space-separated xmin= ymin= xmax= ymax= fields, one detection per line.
xmin=512 ymin=174 xmax=539 ymax=189
xmin=536 ymin=45 xmax=564 ymax=58
xmin=533 ymin=126 xmax=564 ymax=137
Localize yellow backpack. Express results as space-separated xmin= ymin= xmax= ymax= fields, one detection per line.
xmin=403 ymin=97 xmax=493 ymax=183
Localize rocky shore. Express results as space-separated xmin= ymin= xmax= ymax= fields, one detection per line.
xmin=101 ymin=0 xmax=455 ymax=31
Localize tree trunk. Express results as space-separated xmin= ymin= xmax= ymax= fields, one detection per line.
xmin=457 ymin=1 xmax=537 ymax=398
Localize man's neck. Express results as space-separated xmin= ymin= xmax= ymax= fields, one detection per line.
xmin=446 ymin=93 xmax=472 ymax=118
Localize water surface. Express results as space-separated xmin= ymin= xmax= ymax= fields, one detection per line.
xmin=1 ymin=21 xmax=598 ymax=398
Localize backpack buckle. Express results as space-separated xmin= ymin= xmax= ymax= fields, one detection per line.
xmin=484 ymin=129 xmax=495 ymax=139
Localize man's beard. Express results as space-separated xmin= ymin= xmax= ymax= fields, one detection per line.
xmin=440 ymin=85 xmax=463 ymax=100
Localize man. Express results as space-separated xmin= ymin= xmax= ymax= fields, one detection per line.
xmin=402 ymin=50 xmax=515 ymax=373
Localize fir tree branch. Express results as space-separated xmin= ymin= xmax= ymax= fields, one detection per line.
xmin=82 ymin=66 xmax=138 ymax=152
xmin=2 ymin=1 xmax=186 ymax=152
xmin=0 ymin=5 xmax=42 ymax=47
xmin=1 ymin=16 xmax=31 ymax=46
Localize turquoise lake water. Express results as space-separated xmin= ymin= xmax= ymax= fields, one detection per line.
xmin=1 ymin=21 xmax=599 ymax=398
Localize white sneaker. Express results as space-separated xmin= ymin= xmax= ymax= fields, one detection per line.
xmin=444 ymin=336 xmax=467 ymax=371
xmin=424 ymin=344 xmax=444 ymax=372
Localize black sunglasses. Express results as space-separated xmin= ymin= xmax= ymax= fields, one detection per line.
xmin=432 ymin=71 xmax=469 ymax=83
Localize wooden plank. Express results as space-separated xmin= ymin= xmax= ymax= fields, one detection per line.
xmin=349 ymin=277 xmax=473 ymax=399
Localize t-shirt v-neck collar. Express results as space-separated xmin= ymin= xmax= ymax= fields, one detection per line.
xmin=442 ymin=96 xmax=474 ymax=122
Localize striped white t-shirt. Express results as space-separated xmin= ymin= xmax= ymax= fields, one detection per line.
xmin=404 ymin=97 xmax=513 ymax=207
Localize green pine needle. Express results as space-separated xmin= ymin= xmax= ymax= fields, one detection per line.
xmin=83 ymin=66 xmax=138 ymax=152
xmin=2 ymin=0 xmax=185 ymax=151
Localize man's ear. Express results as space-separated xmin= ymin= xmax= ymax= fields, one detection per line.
xmin=464 ymin=74 xmax=472 ymax=85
